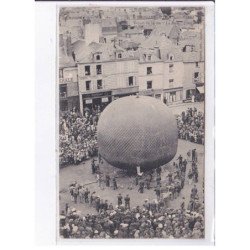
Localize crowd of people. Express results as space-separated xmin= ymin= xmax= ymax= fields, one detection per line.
xmin=59 ymin=104 xmax=205 ymax=239
xmin=59 ymin=107 xmax=101 ymax=167
xmin=59 ymin=106 xmax=204 ymax=167
xmin=60 ymin=188 xmax=204 ymax=239
xmin=60 ymin=148 xmax=203 ymax=239
xmin=177 ymin=107 xmax=205 ymax=145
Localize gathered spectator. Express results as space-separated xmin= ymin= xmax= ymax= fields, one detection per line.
xmin=177 ymin=108 xmax=204 ymax=145
xmin=59 ymin=107 xmax=100 ymax=167
xmin=60 ymin=189 xmax=204 ymax=239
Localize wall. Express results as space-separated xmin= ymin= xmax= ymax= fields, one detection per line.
xmin=85 ymin=23 xmax=101 ymax=45
xmin=78 ymin=59 xmax=139 ymax=92
xmin=138 ymin=62 xmax=164 ymax=90
xmin=62 ymin=67 xmax=78 ymax=83
xmin=183 ymin=61 xmax=205 ymax=87
xmin=163 ymin=61 xmax=184 ymax=89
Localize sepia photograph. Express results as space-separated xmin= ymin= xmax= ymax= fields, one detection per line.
xmin=58 ymin=5 xmax=206 ymax=240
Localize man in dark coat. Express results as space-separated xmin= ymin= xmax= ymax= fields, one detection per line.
xmin=124 ymin=194 xmax=130 ymax=210
xmin=192 ymin=149 xmax=197 ymax=162
xmin=113 ymin=177 xmax=118 ymax=190
xmin=105 ymin=174 xmax=110 ymax=187
xmin=117 ymin=194 xmax=123 ymax=206
xmin=91 ymin=159 xmax=96 ymax=174
xmin=138 ymin=181 xmax=144 ymax=193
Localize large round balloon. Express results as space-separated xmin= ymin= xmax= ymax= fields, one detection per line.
xmin=97 ymin=95 xmax=178 ymax=171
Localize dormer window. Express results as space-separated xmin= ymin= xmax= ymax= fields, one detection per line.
xmin=118 ymin=53 xmax=122 ymax=59
xmin=148 ymin=55 xmax=151 ymax=61
xmin=96 ymin=55 xmax=100 ymax=60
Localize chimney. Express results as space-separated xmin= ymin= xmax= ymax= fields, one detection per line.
xmin=154 ymin=46 xmax=161 ymax=59
xmin=64 ymin=32 xmax=72 ymax=56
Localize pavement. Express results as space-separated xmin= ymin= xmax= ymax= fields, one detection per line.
xmin=59 ymin=140 xmax=204 ymax=215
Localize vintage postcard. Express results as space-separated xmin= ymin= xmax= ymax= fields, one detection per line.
xmin=58 ymin=4 xmax=213 ymax=241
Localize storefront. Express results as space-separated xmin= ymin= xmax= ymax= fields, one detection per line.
xmin=82 ymin=91 xmax=112 ymax=111
xmin=196 ymin=85 xmax=205 ymax=101
xmin=139 ymin=89 xmax=154 ymax=97
xmin=164 ymin=87 xmax=183 ymax=104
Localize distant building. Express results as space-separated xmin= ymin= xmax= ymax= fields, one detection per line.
xmin=76 ymin=42 xmax=139 ymax=113
xmin=59 ymin=47 xmax=79 ymax=111
xmin=58 ymin=7 xmax=205 ymax=113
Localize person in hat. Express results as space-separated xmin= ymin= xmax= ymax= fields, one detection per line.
xmin=143 ymin=199 xmax=150 ymax=211
xmin=146 ymin=178 xmax=150 ymax=189
xmin=95 ymin=196 xmax=101 ymax=212
xmin=117 ymin=194 xmax=123 ymax=206
xmin=192 ymin=148 xmax=197 ymax=162
xmin=84 ymin=188 xmax=90 ymax=203
xmin=124 ymin=194 xmax=130 ymax=210
xmin=108 ymin=203 xmax=114 ymax=211
xmin=156 ymin=175 xmax=161 ymax=187
xmin=73 ymin=187 xmax=79 ymax=204
xmin=113 ymin=177 xmax=118 ymax=190
xmin=188 ymin=169 xmax=193 ymax=185
xmin=155 ymin=186 xmax=161 ymax=200
xmin=177 ymin=154 xmax=183 ymax=167
xmin=65 ymin=203 xmax=69 ymax=215
xmin=156 ymin=166 xmax=162 ymax=176
xmin=90 ymin=191 xmax=96 ymax=205
xmin=138 ymin=181 xmax=144 ymax=193
xmin=181 ymin=197 xmax=185 ymax=211
xmin=135 ymin=175 xmax=139 ymax=186
xmin=105 ymin=174 xmax=110 ymax=187
xmin=91 ymin=158 xmax=96 ymax=174
xmin=103 ymin=200 xmax=109 ymax=211
xmin=191 ymin=185 xmax=198 ymax=199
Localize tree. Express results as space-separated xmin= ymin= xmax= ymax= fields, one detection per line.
xmin=160 ymin=7 xmax=172 ymax=16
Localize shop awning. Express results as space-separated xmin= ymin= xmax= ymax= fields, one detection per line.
xmin=196 ymin=86 xmax=205 ymax=94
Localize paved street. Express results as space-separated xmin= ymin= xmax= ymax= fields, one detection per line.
xmin=169 ymin=101 xmax=204 ymax=115
xmin=59 ymin=139 xmax=204 ymax=215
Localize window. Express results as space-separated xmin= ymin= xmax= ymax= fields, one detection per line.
xmin=169 ymin=63 xmax=174 ymax=72
xmin=169 ymin=79 xmax=174 ymax=87
xmin=148 ymin=55 xmax=151 ymax=61
xmin=170 ymin=55 xmax=173 ymax=61
xmin=195 ymin=62 xmax=199 ymax=68
xmin=147 ymin=81 xmax=152 ymax=89
xmin=118 ymin=53 xmax=122 ymax=59
xmin=147 ymin=67 xmax=152 ymax=75
xmin=97 ymin=80 xmax=102 ymax=89
xmin=128 ymin=76 xmax=134 ymax=86
xmin=85 ymin=65 xmax=90 ymax=76
xmin=96 ymin=55 xmax=100 ymax=60
xmin=96 ymin=65 xmax=102 ymax=75
xmin=59 ymin=84 xmax=67 ymax=98
xmin=86 ymin=81 xmax=91 ymax=91
xmin=194 ymin=72 xmax=199 ymax=78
